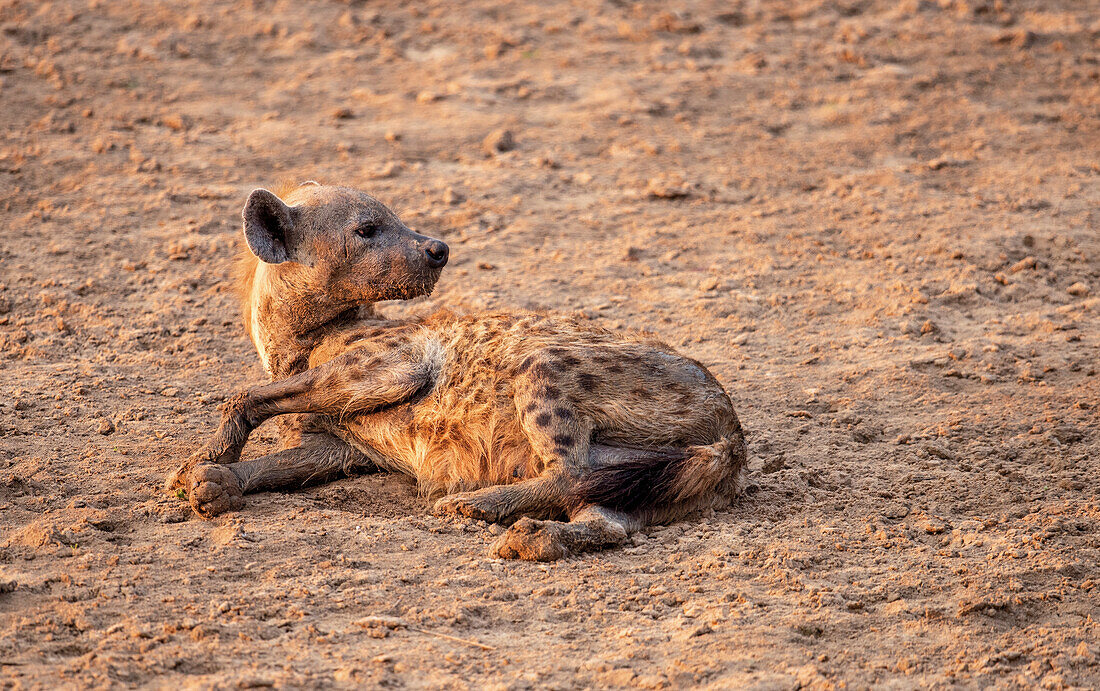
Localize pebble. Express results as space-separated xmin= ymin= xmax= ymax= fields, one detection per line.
xmin=881 ymin=502 xmax=910 ymax=521
xmin=1066 ymin=281 xmax=1089 ymax=296
xmin=645 ymin=175 xmax=693 ymax=199
xmin=373 ymin=161 xmax=401 ymax=179
xmin=97 ymin=419 xmax=115 ymax=435
xmin=1010 ymin=256 xmax=1037 ymax=273
xmin=921 ymin=517 xmax=947 ymax=534
xmin=442 ymin=187 xmax=465 ymax=205
xmin=482 ymin=128 xmax=515 ymax=155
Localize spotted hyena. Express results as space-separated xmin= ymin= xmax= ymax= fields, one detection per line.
xmin=168 ymin=182 xmax=746 ymax=560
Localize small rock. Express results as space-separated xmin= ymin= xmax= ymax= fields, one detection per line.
xmin=602 ymin=669 xmax=636 ymax=686
xmin=442 ymin=187 xmax=465 ymax=205
xmin=161 ymin=113 xmax=188 ymax=131
xmin=920 ymin=319 xmax=937 ymax=335
xmin=1010 ymin=256 xmax=1037 ymax=273
xmin=482 ymin=128 xmax=515 ymax=155
xmin=699 ymin=276 xmax=719 ymax=291
xmin=373 ymin=161 xmax=401 ymax=179
xmin=761 ymin=455 xmax=785 ymax=473
xmin=921 ymin=442 xmax=954 ymax=460
xmin=1052 ymin=425 xmax=1084 ymax=444
xmin=415 ymin=91 xmax=440 ymax=104
xmin=645 ymin=175 xmax=693 ymax=199
xmin=1066 ymin=281 xmax=1089 ymax=296
xmin=97 ymin=419 xmax=115 ymax=435
xmin=921 ymin=517 xmax=947 ymax=534
xmin=689 ymin=622 xmax=712 ymax=637
xmin=477 ymin=262 xmax=495 ymax=271
xmin=623 ymin=246 xmax=642 ymax=262
xmin=852 ymin=426 xmax=879 ymax=444
xmin=331 ymin=107 xmax=354 ymax=120
xmin=993 ymin=29 xmax=1035 ymax=49
xmin=882 ymin=502 xmax=910 ymax=521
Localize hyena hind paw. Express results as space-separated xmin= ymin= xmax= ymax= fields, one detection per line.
xmin=433 ymin=493 xmax=507 ymax=524
xmin=490 ymin=517 xmax=568 ymax=562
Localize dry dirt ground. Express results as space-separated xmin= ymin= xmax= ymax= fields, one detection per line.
xmin=1 ymin=0 xmax=1099 ymax=688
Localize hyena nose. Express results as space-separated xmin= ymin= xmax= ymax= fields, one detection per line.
xmin=424 ymin=240 xmax=449 ymax=268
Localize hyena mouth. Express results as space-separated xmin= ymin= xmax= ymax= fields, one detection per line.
xmin=393 ymin=273 xmax=440 ymax=300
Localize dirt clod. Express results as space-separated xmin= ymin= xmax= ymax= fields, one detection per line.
xmin=482 ymin=128 xmax=516 ymax=155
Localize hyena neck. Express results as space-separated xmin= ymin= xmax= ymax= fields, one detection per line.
xmin=244 ymin=262 xmax=368 ymax=380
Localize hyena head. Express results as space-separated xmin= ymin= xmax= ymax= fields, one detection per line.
xmin=242 ymin=182 xmax=449 ymax=306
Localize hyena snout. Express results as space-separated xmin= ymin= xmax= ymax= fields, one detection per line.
xmin=422 ymin=239 xmax=449 ymax=269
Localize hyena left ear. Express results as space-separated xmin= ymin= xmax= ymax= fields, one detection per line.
xmin=242 ymin=188 xmax=298 ymax=264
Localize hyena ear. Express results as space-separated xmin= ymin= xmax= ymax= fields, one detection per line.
xmin=242 ymin=188 xmax=298 ymax=264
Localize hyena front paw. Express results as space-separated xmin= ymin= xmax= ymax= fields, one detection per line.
xmin=187 ymin=464 xmax=244 ymax=519
xmin=165 ymin=446 xmax=244 ymax=492
xmin=433 ymin=493 xmax=507 ymax=523
xmin=490 ymin=517 xmax=567 ymax=561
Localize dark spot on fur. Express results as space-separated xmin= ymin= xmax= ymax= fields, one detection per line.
xmin=540 ymin=385 xmax=561 ymax=399
xmin=524 ymin=401 xmax=539 ymax=413
xmin=632 ymin=387 xmax=654 ymax=400
xmin=531 ymin=363 xmax=553 ymax=378
xmin=554 ymin=407 xmax=574 ymax=421
xmin=560 ymin=355 xmax=582 ymax=367
xmin=576 ymin=372 xmax=599 ymax=390
xmin=535 ymin=412 xmax=552 ymax=427
xmin=516 ymin=356 xmax=534 ymax=373
xmin=608 ymin=363 xmax=624 ymax=374
xmin=552 ymin=434 xmax=574 ymax=447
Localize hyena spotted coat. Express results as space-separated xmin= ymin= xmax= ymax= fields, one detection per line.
xmin=169 ymin=182 xmax=747 ymax=560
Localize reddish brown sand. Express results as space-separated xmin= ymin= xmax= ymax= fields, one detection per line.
xmin=1 ymin=0 xmax=1098 ymax=687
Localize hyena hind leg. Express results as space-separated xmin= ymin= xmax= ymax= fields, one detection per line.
xmin=433 ymin=474 xmax=567 ymax=523
xmin=431 ymin=442 xmax=658 ymax=525
xmin=490 ymin=505 xmax=642 ymax=561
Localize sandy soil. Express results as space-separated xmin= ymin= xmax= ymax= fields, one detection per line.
xmin=1 ymin=0 xmax=1098 ymax=688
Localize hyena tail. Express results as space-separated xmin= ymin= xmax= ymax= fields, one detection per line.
xmin=572 ymin=433 xmax=747 ymax=514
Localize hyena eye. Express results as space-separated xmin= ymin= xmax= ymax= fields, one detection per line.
xmin=355 ymin=224 xmax=378 ymax=239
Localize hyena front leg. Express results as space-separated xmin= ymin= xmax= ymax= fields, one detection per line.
xmin=433 ymin=352 xmax=589 ymax=523
xmin=168 ymin=345 xmax=432 ymax=490
xmin=185 ymin=433 xmax=371 ymax=519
